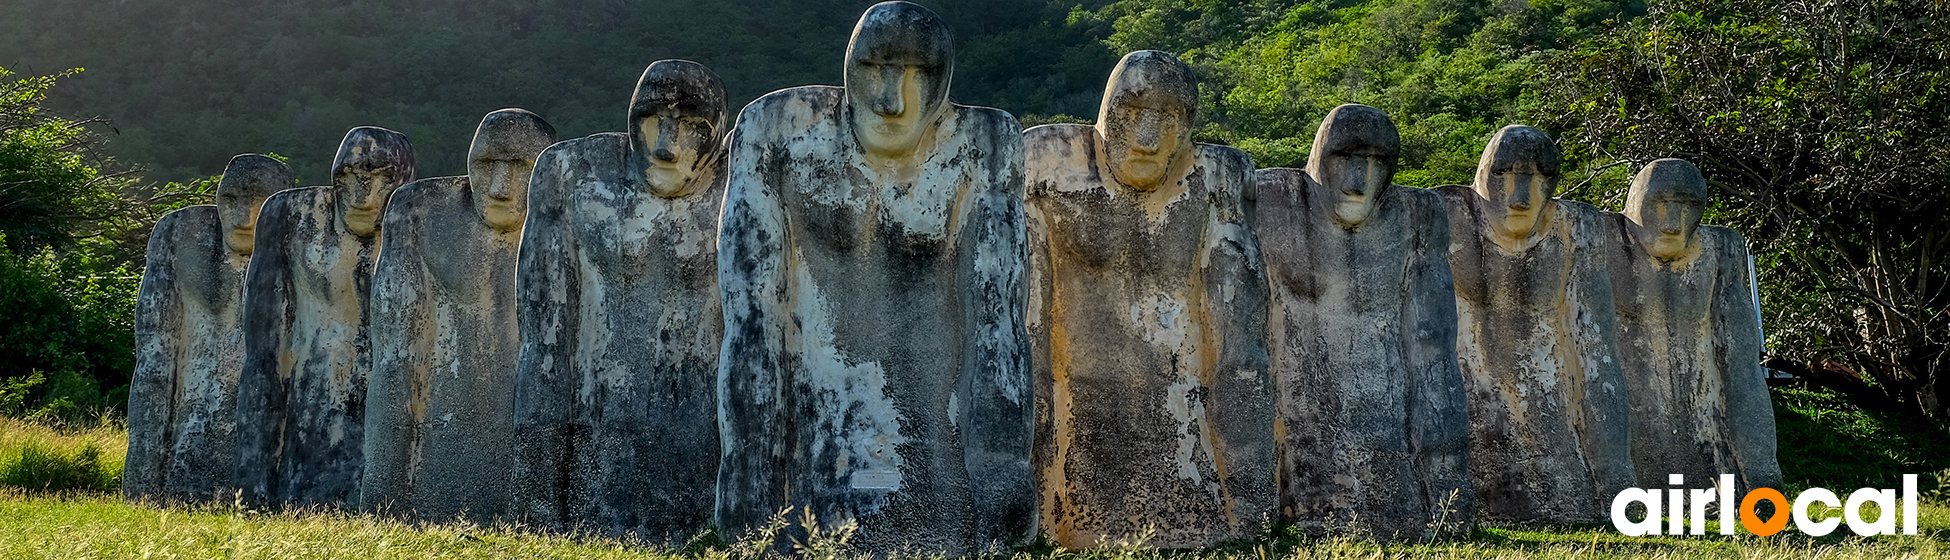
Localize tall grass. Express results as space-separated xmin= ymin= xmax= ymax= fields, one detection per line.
xmin=0 ymin=414 xmax=124 ymax=492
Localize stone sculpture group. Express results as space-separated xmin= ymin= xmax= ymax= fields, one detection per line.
xmin=127 ymin=1 xmax=1780 ymax=552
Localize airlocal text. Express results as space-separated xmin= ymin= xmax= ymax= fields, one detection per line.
xmin=1610 ymin=474 xmax=1919 ymax=537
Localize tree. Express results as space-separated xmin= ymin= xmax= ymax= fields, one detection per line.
xmin=0 ymin=67 xmax=133 ymax=256
xmin=1538 ymin=0 xmax=1950 ymax=422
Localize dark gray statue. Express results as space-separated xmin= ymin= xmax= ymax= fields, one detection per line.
xmin=1025 ymin=50 xmax=1274 ymax=549
xmin=361 ymin=109 xmax=556 ymax=522
xmin=1255 ymin=104 xmax=1472 ymax=538
xmin=1605 ymin=158 xmax=1782 ymax=493
xmin=715 ymin=2 xmax=1034 ymax=554
xmin=510 ymin=61 xmax=727 ymax=541
xmin=126 ymin=154 xmax=290 ymax=503
xmin=1434 ymin=125 xmax=1633 ymax=524
xmin=235 ymin=127 xmax=415 ymax=507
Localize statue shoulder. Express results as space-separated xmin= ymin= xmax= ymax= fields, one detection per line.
xmin=952 ymin=103 xmax=1021 ymax=137
xmin=387 ymin=176 xmax=467 ymax=212
xmin=153 ymin=204 xmax=218 ymax=238
xmin=1391 ymin=185 xmax=1448 ymax=216
xmin=1024 ymin=124 xmax=1100 ymax=198
xmin=1195 ymin=142 xmax=1253 ymax=171
xmin=732 ymin=86 xmax=845 ymax=141
xmin=1697 ymin=224 xmax=1748 ymax=246
xmin=261 ymin=186 xmax=331 ymax=217
xmin=537 ymin=133 xmax=630 ymax=170
xmin=1553 ymin=199 xmax=1613 ymax=248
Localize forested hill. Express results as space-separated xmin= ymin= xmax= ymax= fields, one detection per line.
xmin=0 ymin=0 xmax=1119 ymax=184
xmin=1 ymin=0 xmax=1643 ymax=187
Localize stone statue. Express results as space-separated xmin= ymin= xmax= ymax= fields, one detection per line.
xmin=125 ymin=154 xmax=291 ymax=503
xmin=715 ymin=2 xmax=1033 ymax=553
xmin=361 ymin=109 xmax=556 ymax=522
xmin=1254 ymin=104 xmax=1472 ymax=539
xmin=234 ymin=127 xmax=415 ymax=507
xmin=1434 ymin=125 xmax=1633 ymax=523
xmin=509 ymin=61 xmax=726 ymax=541
xmin=1605 ymin=159 xmax=1781 ymax=492
xmin=1025 ymin=50 xmax=1274 ymax=549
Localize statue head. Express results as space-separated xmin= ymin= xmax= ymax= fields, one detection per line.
xmin=467 ymin=109 xmax=557 ymax=231
xmin=1096 ymin=50 xmax=1197 ymax=191
xmin=1625 ymin=158 xmax=1709 ymax=261
xmin=330 ymin=127 xmax=415 ymax=237
xmin=215 ymin=154 xmax=292 ymax=256
xmin=844 ymin=1 xmax=953 ymax=160
xmin=1305 ymin=104 xmax=1399 ymax=228
xmin=628 ymin=60 xmax=727 ymax=198
xmin=1472 ymin=125 xmax=1561 ymax=242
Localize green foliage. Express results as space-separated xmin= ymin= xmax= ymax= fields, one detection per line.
xmin=0 ymin=67 xmax=133 ymax=256
xmin=1772 ymin=386 xmax=1950 ymax=492
xmin=1537 ymin=0 xmax=1950 ymax=421
xmin=1074 ymin=0 xmax=1644 ymax=184
xmin=0 ymin=415 xmax=125 ymax=494
xmin=0 ymin=235 xmax=139 ymax=416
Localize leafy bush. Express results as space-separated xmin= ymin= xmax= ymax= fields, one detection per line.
xmin=0 ymin=235 xmax=139 ymax=416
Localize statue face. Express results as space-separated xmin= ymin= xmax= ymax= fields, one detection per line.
xmin=1101 ymin=87 xmax=1191 ymax=191
xmin=1307 ymin=105 xmax=1400 ymax=228
xmin=214 ymin=154 xmax=289 ymax=256
xmin=331 ymin=127 xmax=414 ymax=237
xmin=1473 ymin=126 xmax=1561 ymax=242
xmin=216 ymin=183 xmax=262 ymax=255
xmin=335 ymin=158 xmax=406 ymax=237
xmin=843 ymin=3 xmax=953 ymax=160
xmin=1097 ymin=50 xmax=1197 ymax=192
xmin=467 ymin=110 xmax=556 ymax=230
xmin=634 ymin=107 xmax=716 ymax=197
xmin=1626 ymin=159 xmax=1709 ymax=261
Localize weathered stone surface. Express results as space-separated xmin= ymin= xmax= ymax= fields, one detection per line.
xmin=1434 ymin=125 xmax=1634 ymax=524
xmin=235 ymin=127 xmax=416 ymax=507
xmin=1026 ymin=50 xmax=1274 ymax=549
xmin=715 ymin=2 xmax=1034 ymax=553
xmin=361 ymin=109 xmax=556 ymax=522
xmin=125 ymin=154 xmax=291 ymax=503
xmin=510 ymin=60 xmax=726 ymax=541
xmin=1254 ymin=104 xmax=1472 ymax=539
xmin=1604 ymin=159 xmax=1781 ymax=492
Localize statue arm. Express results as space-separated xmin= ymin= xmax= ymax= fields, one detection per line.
xmin=1023 ymin=184 xmax=1056 ymax=529
xmin=125 ymin=209 xmax=198 ymax=498
xmin=715 ymin=121 xmax=792 ymax=536
xmin=1399 ymin=192 xmax=1473 ymax=526
xmin=957 ymin=114 xmax=1036 ymax=545
xmin=359 ymin=184 xmax=433 ymax=513
xmin=1713 ymin=229 xmax=1782 ymax=490
xmin=1199 ymin=149 xmax=1277 ymax=528
xmin=1568 ymin=207 xmax=1636 ymax=499
xmin=510 ymin=145 xmax=584 ymax=526
xmin=234 ymin=192 xmax=303 ymax=504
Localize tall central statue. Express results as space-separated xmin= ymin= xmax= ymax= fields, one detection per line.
xmin=715 ymin=2 xmax=1034 ymax=553
xmin=1254 ymin=105 xmax=1471 ymax=539
xmin=236 ymin=127 xmax=416 ymax=507
xmin=362 ymin=109 xmax=556 ymax=523
xmin=510 ymin=60 xmax=729 ymax=541
xmin=1024 ymin=50 xmax=1274 ymax=549
xmin=1435 ymin=125 xmax=1633 ymax=523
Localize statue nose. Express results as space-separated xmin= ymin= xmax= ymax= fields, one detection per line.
xmin=654 ymin=148 xmax=678 ymax=163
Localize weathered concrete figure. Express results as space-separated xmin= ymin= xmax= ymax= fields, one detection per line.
xmin=1025 ymin=50 xmax=1273 ymax=549
xmin=1434 ymin=125 xmax=1633 ymax=523
xmin=235 ymin=127 xmax=415 ymax=507
xmin=1254 ymin=104 xmax=1472 ymax=539
xmin=509 ymin=61 xmax=726 ymax=541
xmin=361 ymin=109 xmax=556 ymax=522
xmin=125 ymin=154 xmax=291 ymax=503
xmin=715 ymin=2 xmax=1033 ymax=553
xmin=1605 ymin=159 xmax=1781 ymax=492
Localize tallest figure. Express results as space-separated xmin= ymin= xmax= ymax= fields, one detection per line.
xmin=715 ymin=1 xmax=1033 ymax=554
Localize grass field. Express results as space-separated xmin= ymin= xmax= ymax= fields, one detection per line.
xmin=2 ymin=386 xmax=1948 ymax=558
